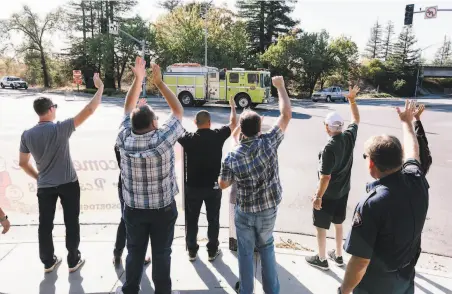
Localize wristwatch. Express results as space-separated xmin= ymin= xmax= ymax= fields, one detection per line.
xmin=0 ymin=215 xmax=8 ymax=222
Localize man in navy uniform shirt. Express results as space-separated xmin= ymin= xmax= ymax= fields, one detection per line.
xmin=339 ymin=100 xmax=431 ymax=294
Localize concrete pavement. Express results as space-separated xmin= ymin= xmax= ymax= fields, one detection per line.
xmin=0 ymin=225 xmax=451 ymax=294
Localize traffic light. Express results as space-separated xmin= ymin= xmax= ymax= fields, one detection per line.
xmin=144 ymin=55 xmax=150 ymax=69
xmin=404 ymin=4 xmax=415 ymax=25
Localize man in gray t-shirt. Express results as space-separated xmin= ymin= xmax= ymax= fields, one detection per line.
xmin=19 ymin=73 xmax=104 ymax=274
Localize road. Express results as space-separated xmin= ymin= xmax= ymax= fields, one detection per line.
xmin=0 ymin=88 xmax=451 ymax=256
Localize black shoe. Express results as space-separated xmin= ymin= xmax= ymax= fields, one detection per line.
xmin=234 ymin=281 xmax=240 ymax=293
xmin=328 ymin=249 xmax=344 ymax=267
xmin=305 ymin=255 xmax=329 ymax=270
xmin=44 ymin=256 xmax=62 ymax=273
xmin=188 ymin=251 xmax=198 ymax=261
xmin=208 ymin=249 xmax=222 ymax=261
xmin=69 ymin=258 xmax=85 ymax=273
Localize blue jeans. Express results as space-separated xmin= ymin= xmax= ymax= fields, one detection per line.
xmin=235 ymin=206 xmax=280 ymax=294
xmin=122 ymin=200 xmax=178 ymax=294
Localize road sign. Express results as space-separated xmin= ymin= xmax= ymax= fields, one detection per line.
xmin=73 ymin=70 xmax=82 ymax=77
xmin=109 ymin=22 xmax=119 ymax=35
xmin=425 ymin=6 xmax=438 ymax=19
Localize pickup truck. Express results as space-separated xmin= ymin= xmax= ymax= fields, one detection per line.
xmin=311 ymin=86 xmax=349 ymax=102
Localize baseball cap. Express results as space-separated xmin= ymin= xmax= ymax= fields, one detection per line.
xmin=324 ymin=112 xmax=344 ymax=127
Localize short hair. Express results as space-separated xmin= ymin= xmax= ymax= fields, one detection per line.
xmin=240 ymin=110 xmax=261 ymax=137
xmin=365 ymin=135 xmax=403 ymax=172
xmin=131 ymin=106 xmax=157 ymax=132
xmin=33 ymin=97 xmax=53 ymax=116
xmin=195 ymin=110 xmax=210 ymax=126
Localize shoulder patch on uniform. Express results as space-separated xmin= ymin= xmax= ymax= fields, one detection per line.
xmin=352 ymin=211 xmax=362 ymax=227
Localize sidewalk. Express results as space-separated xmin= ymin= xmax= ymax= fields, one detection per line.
xmin=0 ymin=225 xmax=451 ymax=294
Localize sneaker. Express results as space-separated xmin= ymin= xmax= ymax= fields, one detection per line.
xmin=44 ymin=256 xmax=62 ymax=273
xmin=208 ymin=249 xmax=222 ymax=262
xmin=234 ymin=281 xmax=240 ymax=293
xmin=115 ymin=286 xmax=124 ymax=294
xmin=69 ymin=258 xmax=85 ymax=273
xmin=188 ymin=251 xmax=198 ymax=262
xmin=305 ymin=255 xmax=329 ymax=270
xmin=328 ymin=249 xmax=344 ymax=267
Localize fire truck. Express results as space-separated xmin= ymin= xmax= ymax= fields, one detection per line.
xmin=162 ymin=63 xmax=272 ymax=109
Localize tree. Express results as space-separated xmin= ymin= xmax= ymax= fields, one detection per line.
xmin=262 ymin=30 xmax=340 ymax=96
xmin=365 ymin=20 xmax=383 ymax=59
xmin=323 ymin=36 xmax=359 ymax=88
xmin=433 ymin=35 xmax=452 ymax=66
xmin=237 ymin=0 xmax=298 ymax=55
xmin=154 ymin=4 xmax=251 ymax=69
xmin=381 ymin=21 xmax=395 ymax=60
xmin=159 ymin=0 xmax=182 ymax=12
xmin=2 ymin=5 xmax=62 ymax=87
xmin=391 ymin=26 xmax=419 ymax=68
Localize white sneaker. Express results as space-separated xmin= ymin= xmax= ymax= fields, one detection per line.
xmin=69 ymin=258 xmax=85 ymax=273
xmin=44 ymin=256 xmax=62 ymax=273
xmin=115 ymin=286 xmax=124 ymax=294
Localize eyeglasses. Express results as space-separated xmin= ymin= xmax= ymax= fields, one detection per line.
xmin=49 ymin=104 xmax=58 ymax=109
xmin=363 ymin=154 xmax=368 ymax=159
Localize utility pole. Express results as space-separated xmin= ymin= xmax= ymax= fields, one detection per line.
xmin=202 ymin=2 xmax=213 ymax=67
xmin=109 ymin=22 xmax=147 ymax=97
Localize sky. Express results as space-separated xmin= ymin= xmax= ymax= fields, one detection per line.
xmin=1 ymin=0 xmax=451 ymax=61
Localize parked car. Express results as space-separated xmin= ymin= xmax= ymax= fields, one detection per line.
xmin=0 ymin=76 xmax=28 ymax=90
xmin=311 ymin=86 xmax=348 ymax=102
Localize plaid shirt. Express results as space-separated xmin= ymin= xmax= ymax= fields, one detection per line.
xmin=116 ymin=114 xmax=184 ymax=209
xmin=220 ymin=126 xmax=284 ymax=213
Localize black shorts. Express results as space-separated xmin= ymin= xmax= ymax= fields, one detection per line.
xmin=313 ymin=193 xmax=349 ymax=230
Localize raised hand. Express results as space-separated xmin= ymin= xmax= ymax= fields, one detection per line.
xmin=93 ymin=73 xmax=104 ymax=89
xmin=396 ymin=100 xmax=417 ymax=123
xmin=1 ymin=218 xmax=10 ymax=234
xmin=137 ymin=98 xmax=147 ymax=108
xmin=151 ymin=63 xmax=163 ymax=88
xmin=347 ymin=85 xmax=360 ymax=101
xmin=131 ymin=56 xmax=146 ymax=81
xmin=414 ymin=104 xmax=425 ymax=121
xmin=272 ymin=76 xmax=285 ymax=89
xmin=229 ymin=95 xmax=236 ymax=108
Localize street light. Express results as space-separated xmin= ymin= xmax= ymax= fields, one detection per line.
xmin=201 ymin=1 xmax=213 ymax=67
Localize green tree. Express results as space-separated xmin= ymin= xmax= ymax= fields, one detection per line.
xmin=365 ymin=20 xmax=383 ymax=59
xmin=236 ymin=0 xmax=298 ymax=55
xmin=154 ymin=4 xmax=251 ymax=69
xmin=381 ymin=21 xmax=395 ymax=60
xmin=323 ymin=36 xmax=359 ymax=88
xmin=391 ymin=26 xmax=419 ymax=68
xmin=433 ymin=35 xmax=451 ymax=66
xmin=1 ymin=5 xmax=62 ymax=87
xmin=158 ymin=0 xmax=182 ymax=12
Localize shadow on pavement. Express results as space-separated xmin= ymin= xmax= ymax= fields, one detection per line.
xmin=190 ymin=257 xmax=230 ymax=293
xmin=39 ymin=270 xmax=58 ymax=294
xmin=211 ymin=251 xmax=239 ymax=290
xmin=68 ymin=269 xmax=85 ymax=294
xmin=414 ymin=281 xmax=435 ymax=294
xmin=415 ymin=273 xmax=451 ymax=294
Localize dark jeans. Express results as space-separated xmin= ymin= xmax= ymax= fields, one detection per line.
xmin=114 ymin=186 xmax=126 ymax=257
xmin=122 ymin=200 xmax=178 ymax=294
xmin=37 ymin=180 xmax=81 ymax=268
xmin=185 ymin=186 xmax=222 ymax=254
xmin=355 ymin=267 xmax=415 ymax=294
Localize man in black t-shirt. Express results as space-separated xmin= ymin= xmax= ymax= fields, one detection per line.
xmin=306 ymin=86 xmax=361 ymax=270
xmin=178 ymin=97 xmax=237 ymax=261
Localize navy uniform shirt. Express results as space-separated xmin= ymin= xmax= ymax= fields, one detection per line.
xmin=344 ymin=159 xmax=429 ymax=292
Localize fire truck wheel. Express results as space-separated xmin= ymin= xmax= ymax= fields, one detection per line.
xmin=179 ymin=92 xmax=194 ymax=107
xmin=235 ymin=94 xmax=251 ymax=109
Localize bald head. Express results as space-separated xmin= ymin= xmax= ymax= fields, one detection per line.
xmin=195 ymin=110 xmax=211 ymax=128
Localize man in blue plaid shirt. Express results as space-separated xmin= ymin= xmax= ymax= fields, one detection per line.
xmin=219 ymin=76 xmax=292 ymax=294
xmin=115 ymin=57 xmax=184 ymax=294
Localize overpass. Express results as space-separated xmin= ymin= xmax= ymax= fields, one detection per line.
xmin=422 ymin=65 xmax=452 ymax=78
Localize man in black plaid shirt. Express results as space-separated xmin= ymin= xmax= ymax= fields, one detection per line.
xmin=219 ymin=76 xmax=292 ymax=294
xmin=115 ymin=57 xmax=184 ymax=294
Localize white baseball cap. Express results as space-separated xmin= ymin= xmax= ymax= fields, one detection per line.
xmin=324 ymin=112 xmax=344 ymax=127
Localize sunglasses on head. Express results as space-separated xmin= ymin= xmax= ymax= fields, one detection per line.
xmin=49 ymin=104 xmax=58 ymax=110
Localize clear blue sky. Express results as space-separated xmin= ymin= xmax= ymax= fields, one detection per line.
xmin=1 ymin=0 xmax=451 ymax=61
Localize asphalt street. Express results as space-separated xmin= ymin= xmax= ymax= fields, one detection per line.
xmin=0 ymin=88 xmax=451 ymax=257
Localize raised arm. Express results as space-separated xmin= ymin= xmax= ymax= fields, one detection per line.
xmin=414 ymin=104 xmax=432 ymax=174
xmin=228 ymin=95 xmax=237 ymax=131
xmin=73 ymin=73 xmax=104 ymax=128
xmin=347 ymin=85 xmax=360 ymax=125
xmin=396 ymin=100 xmax=420 ymax=162
xmin=152 ymin=63 xmax=183 ymax=120
xmin=124 ymin=56 xmax=146 ymax=115
xmin=272 ymin=76 xmax=292 ymax=132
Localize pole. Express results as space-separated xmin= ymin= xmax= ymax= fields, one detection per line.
xmin=141 ymin=41 xmax=146 ymax=98
xmin=204 ymin=6 xmax=208 ymax=67
xmin=415 ymin=66 xmax=420 ymax=98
